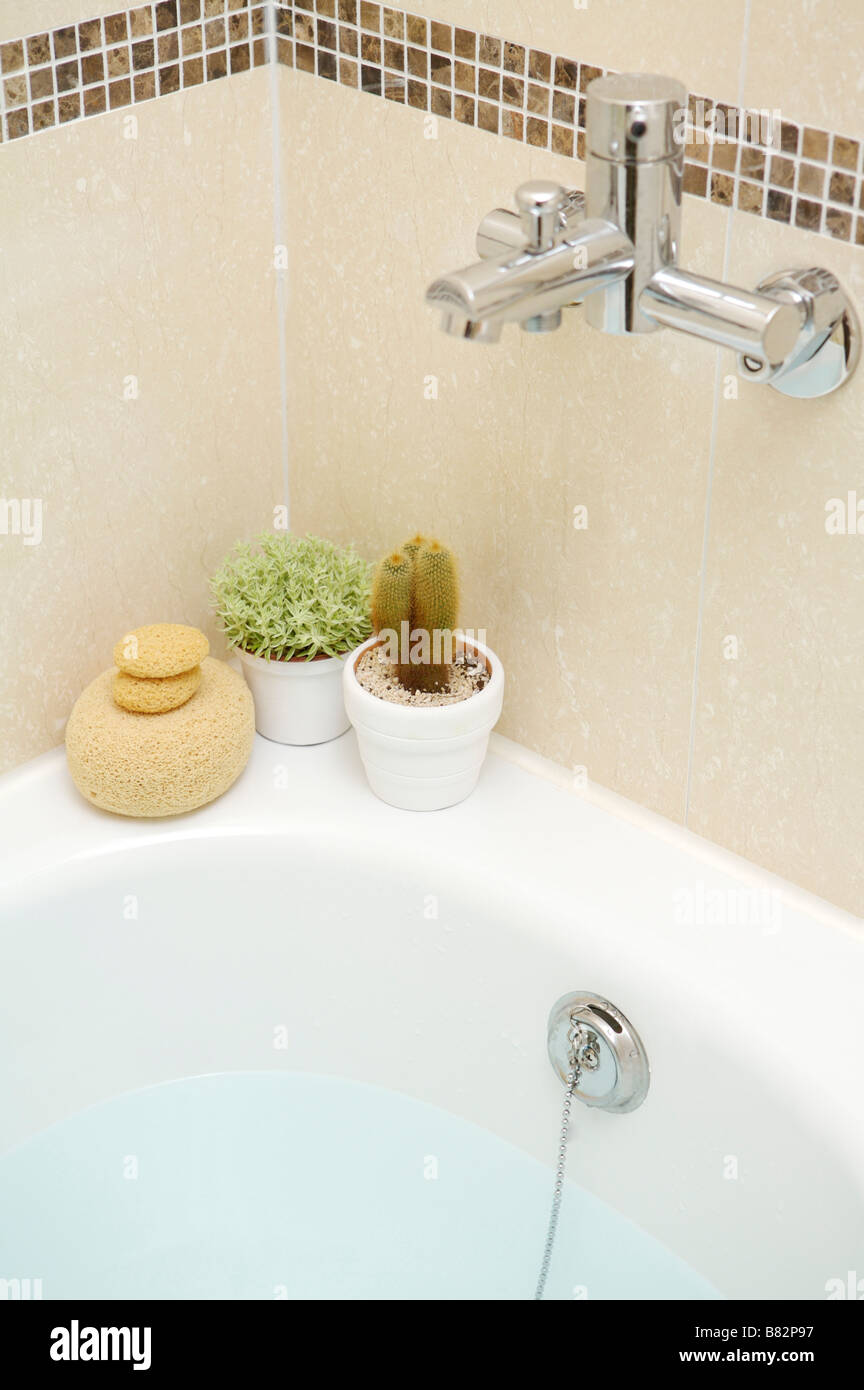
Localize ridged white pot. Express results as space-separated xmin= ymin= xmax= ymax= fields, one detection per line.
xmin=237 ymin=648 xmax=350 ymax=746
xmin=343 ymin=635 xmax=505 ymax=811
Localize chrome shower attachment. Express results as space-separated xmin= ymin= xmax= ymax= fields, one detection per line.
xmin=535 ymin=993 xmax=649 ymax=1300
xmin=427 ymin=74 xmax=859 ymax=399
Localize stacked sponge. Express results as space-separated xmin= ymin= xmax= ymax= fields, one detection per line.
xmin=112 ymin=623 xmax=209 ymax=713
xmin=66 ymin=623 xmax=254 ymax=817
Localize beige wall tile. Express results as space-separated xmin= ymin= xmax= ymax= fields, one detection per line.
xmin=410 ymin=1 xmax=749 ymax=103
xmin=689 ymin=212 xmax=864 ymax=916
xmin=743 ymin=0 xmax=864 ymax=143
xmin=0 ymin=68 xmax=283 ymax=773
xmin=279 ymin=77 xmax=728 ymax=822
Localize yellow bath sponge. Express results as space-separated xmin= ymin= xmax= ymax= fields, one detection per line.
xmin=113 ymin=666 xmax=202 ymax=714
xmin=66 ymin=657 xmax=254 ymax=817
xmin=113 ymin=623 xmax=209 ymax=678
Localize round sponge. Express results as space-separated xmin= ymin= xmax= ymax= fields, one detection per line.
xmin=66 ymin=658 xmax=254 ymax=817
xmin=113 ymin=666 xmax=202 ymax=714
xmin=113 ymin=623 xmax=209 ymax=678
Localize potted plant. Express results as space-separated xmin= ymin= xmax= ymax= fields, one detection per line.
xmin=210 ymin=532 xmax=372 ymax=745
xmin=343 ymin=535 xmax=504 ymax=810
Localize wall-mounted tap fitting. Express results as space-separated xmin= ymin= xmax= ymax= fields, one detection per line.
xmin=426 ymin=73 xmax=859 ymax=399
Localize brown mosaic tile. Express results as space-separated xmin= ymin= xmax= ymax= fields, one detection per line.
xmin=58 ymin=92 xmax=81 ymax=122
xmin=856 ymin=218 xmax=864 ymax=246
xmin=341 ymin=28 xmax=360 ymax=57
xmin=529 ymin=50 xmax=551 ymax=83
xmin=826 ymin=207 xmax=852 ymax=241
xmin=318 ymin=20 xmax=337 ymax=49
xmin=132 ymin=40 xmax=155 ymax=71
xmin=454 ymin=93 xmax=474 ymax=124
xmin=430 ymin=86 xmax=450 ymax=118
xmin=685 ymin=139 xmax=709 ymax=166
xmin=683 ymin=163 xmax=708 ymax=197
xmin=740 ymin=146 xmax=765 ymax=179
xmin=383 ymin=8 xmax=404 ymax=38
xmin=205 ymin=19 xmax=226 ymax=47
xmin=253 ymin=37 xmax=268 ymax=65
xmin=579 ymin=63 xmax=602 ymax=91
xmin=406 ymin=77 xmax=426 ymax=107
xmin=360 ymin=2 xmax=380 ymax=32
xmin=82 ymin=53 xmax=106 ymax=85
xmin=430 ymin=53 xmax=450 ymax=84
xmin=159 ymin=32 xmax=180 ymax=62
xmin=275 ymin=8 xmax=292 ymax=35
xmin=340 ymin=56 xmax=359 ymax=86
xmin=454 ymin=27 xmax=475 ymax=59
xmin=27 ymin=34 xmax=52 ymax=67
xmin=478 ymin=35 xmax=500 ymax=66
xmin=361 ymin=34 xmax=381 ymax=62
xmin=526 ymin=117 xmax=548 ymax=148
xmin=106 ymin=12 xmax=130 ymax=43
xmin=453 ymin=61 xmax=474 ymax=93
xmin=430 ymin=21 xmax=450 ymax=53
xmin=252 ymin=7 xmax=268 ymax=38
xmin=296 ymin=13 xmax=314 ymax=42
xmin=798 ymin=163 xmax=825 ymax=197
xmin=405 ymin=14 xmax=425 ymax=45
xmin=56 ymin=62 xmax=81 ymax=94
xmin=84 ymin=85 xmax=108 ymax=115
xmin=502 ymin=109 xmax=523 ymax=141
xmin=204 ymin=0 xmax=225 ymax=15
xmin=795 ymin=198 xmax=821 ymax=231
xmin=129 ymin=7 xmax=154 ymax=38
xmin=711 ymin=172 xmax=734 ymax=206
xmin=554 ymin=57 xmax=577 ymax=90
xmin=229 ymin=13 xmax=250 ymax=41
xmin=712 ymin=142 xmax=737 ymax=173
xmin=501 ymin=75 xmax=523 ymax=108
xmin=737 ymin=180 xmax=763 ymax=214
xmin=133 ymin=70 xmax=156 ymax=100
xmin=576 ymin=129 xmax=585 ymax=161
xmin=78 ymin=19 xmax=103 ymax=51
xmin=552 ymin=90 xmax=575 ymax=125
xmin=780 ymin=121 xmax=799 ymax=155
xmin=828 ymin=171 xmax=855 ymax=206
xmin=317 ymin=0 xmax=336 ymax=15
xmin=527 ymin=84 xmax=549 ymax=116
xmin=406 ymin=45 xmax=426 ymax=77
xmin=766 ymin=188 xmax=792 ymax=223
xmin=832 ymin=135 xmax=859 ymax=170
xmin=4 ymin=75 xmax=28 ymax=108
xmin=477 ymin=67 xmax=499 ymax=101
xmin=156 ymin=0 xmax=179 ymax=27
xmin=801 ymin=127 xmax=829 ymax=162
xmin=30 ymin=68 xmax=55 ymax=101
xmin=206 ymin=49 xmax=229 ymax=80
xmin=6 ymin=108 xmax=30 ymax=138
xmin=478 ymin=100 xmax=498 ymax=134
xmin=275 ymin=37 xmax=292 ymax=66
xmin=502 ymin=42 xmax=525 ymax=74
xmin=318 ymin=49 xmax=338 ymax=81
xmin=109 ymin=76 xmax=133 ymax=106
xmin=551 ymin=123 xmax=572 ymax=157
xmin=108 ymin=45 xmax=132 ymax=76
xmin=294 ymin=44 xmax=314 ymax=73
xmin=228 ymin=46 xmax=250 ymax=76
xmin=385 ymin=40 xmax=406 ymax=70
xmin=52 ymin=28 xmax=78 ymax=60
xmin=769 ymin=156 xmax=795 ymax=189
xmin=32 ymin=100 xmax=56 ymax=132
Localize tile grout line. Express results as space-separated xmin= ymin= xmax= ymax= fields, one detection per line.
xmin=684 ymin=0 xmax=753 ymax=827
xmin=266 ymin=4 xmax=292 ymax=525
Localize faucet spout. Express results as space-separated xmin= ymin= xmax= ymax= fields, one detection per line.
xmin=426 ymin=217 xmax=634 ymax=338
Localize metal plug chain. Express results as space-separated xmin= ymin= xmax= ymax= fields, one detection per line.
xmin=534 ymin=1017 xmax=599 ymax=1301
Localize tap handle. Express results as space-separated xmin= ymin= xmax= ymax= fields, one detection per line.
xmin=515 ymin=181 xmax=568 ymax=252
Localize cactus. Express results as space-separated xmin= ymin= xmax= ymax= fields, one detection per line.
xmin=371 ymin=536 xmax=459 ymax=694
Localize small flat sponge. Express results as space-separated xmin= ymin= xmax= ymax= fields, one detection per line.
xmin=113 ymin=623 xmax=209 ymax=678
xmin=113 ymin=666 xmax=202 ymax=714
xmin=66 ymin=657 xmax=254 ymax=817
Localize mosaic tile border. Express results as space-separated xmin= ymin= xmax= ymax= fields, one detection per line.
xmin=2 ymin=2 xmax=863 ymax=248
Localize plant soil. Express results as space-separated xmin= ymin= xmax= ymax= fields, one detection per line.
xmin=355 ymin=646 xmax=490 ymax=707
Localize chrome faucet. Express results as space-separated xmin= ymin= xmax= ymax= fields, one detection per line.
xmin=426 ymin=74 xmax=859 ymax=399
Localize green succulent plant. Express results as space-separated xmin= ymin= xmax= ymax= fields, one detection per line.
xmin=371 ymin=536 xmax=459 ymax=693
xmin=210 ymin=532 xmax=373 ymax=661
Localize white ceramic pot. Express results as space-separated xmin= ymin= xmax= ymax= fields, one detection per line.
xmin=237 ymin=647 xmax=350 ymax=745
xmin=343 ymin=634 xmax=505 ymax=811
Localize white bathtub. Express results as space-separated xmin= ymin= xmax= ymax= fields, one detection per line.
xmin=0 ymin=731 xmax=862 ymax=1300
